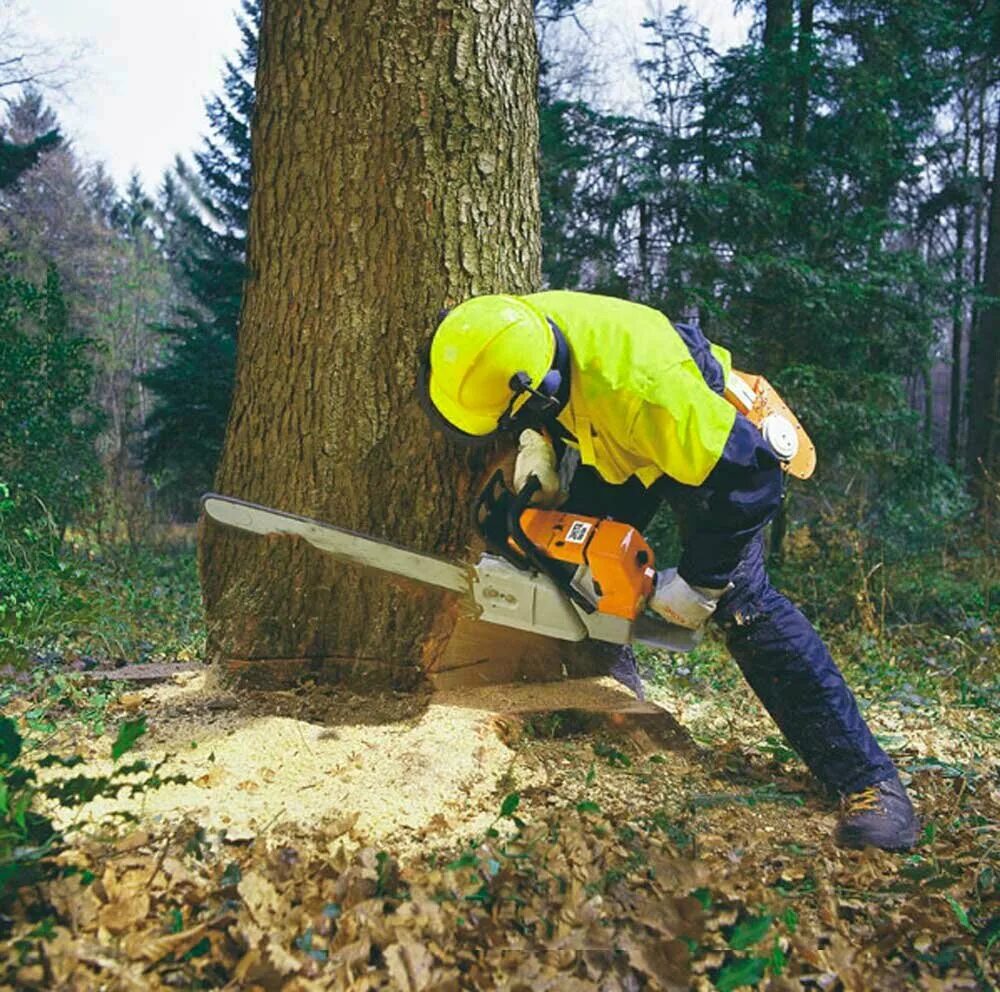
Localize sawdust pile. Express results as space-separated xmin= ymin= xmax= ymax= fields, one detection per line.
xmin=69 ymin=673 xmax=537 ymax=854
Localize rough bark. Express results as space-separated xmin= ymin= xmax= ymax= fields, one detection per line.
xmin=200 ymin=0 xmax=560 ymax=687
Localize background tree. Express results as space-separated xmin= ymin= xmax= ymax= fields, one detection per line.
xmin=966 ymin=0 xmax=1000 ymax=509
xmin=0 ymin=128 xmax=59 ymax=189
xmin=144 ymin=0 xmax=259 ymax=518
xmin=0 ymin=93 xmax=174 ymax=540
xmin=0 ymin=0 xmax=85 ymax=97
xmin=0 ymin=91 xmax=104 ymax=304
xmin=201 ymin=0 xmax=548 ymax=683
xmin=0 ymin=264 xmax=99 ymax=539
xmin=88 ymin=175 xmax=173 ymax=541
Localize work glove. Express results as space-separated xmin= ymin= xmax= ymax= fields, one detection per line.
xmin=649 ymin=568 xmax=730 ymax=630
xmin=513 ymin=429 xmax=565 ymax=507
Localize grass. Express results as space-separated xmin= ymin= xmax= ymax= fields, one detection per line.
xmin=0 ymin=535 xmax=205 ymax=669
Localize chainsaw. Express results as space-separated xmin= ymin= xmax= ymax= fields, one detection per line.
xmin=202 ymin=472 xmax=701 ymax=653
xmin=202 ymin=373 xmax=813 ymax=654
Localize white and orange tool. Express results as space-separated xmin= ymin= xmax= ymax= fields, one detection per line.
xmin=202 ymin=473 xmax=701 ymax=654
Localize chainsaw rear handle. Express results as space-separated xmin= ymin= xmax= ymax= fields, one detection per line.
xmin=507 ymin=475 xmax=597 ymax=615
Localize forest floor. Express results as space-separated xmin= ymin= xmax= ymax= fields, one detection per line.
xmin=1 ymin=541 xmax=998 ymax=990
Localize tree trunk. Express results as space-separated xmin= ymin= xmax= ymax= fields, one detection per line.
xmin=791 ymin=0 xmax=814 ymax=153
xmin=948 ymin=101 xmax=969 ymax=467
xmin=967 ymin=104 xmax=1000 ymax=499
xmin=201 ymin=0 xmax=565 ymax=688
xmin=758 ymin=0 xmax=794 ymax=151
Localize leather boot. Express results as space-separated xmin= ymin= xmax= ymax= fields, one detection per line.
xmin=835 ymin=775 xmax=920 ymax=851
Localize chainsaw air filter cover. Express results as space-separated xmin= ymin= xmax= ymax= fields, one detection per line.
xmin=515 ymin=508 xmax=656 ymax=620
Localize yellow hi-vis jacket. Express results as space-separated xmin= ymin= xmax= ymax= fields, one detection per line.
xmin=522 ymin=291 xmax=736 ymax=487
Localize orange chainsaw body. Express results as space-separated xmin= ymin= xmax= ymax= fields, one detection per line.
xmin=515 ymin=508 xmax=656 ymax=620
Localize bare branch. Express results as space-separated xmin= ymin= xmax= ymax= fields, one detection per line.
xmin=0 ymin=0 xmax=88 ymax=95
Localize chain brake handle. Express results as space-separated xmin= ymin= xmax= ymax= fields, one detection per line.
xmin=473 ymin=469 xmax=524 ymax=564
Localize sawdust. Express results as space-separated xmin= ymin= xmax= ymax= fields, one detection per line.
xmin=69 ymin=672 xmax=542 ymax=856
xmin=56 ymin=673 xmax=695 ymax=861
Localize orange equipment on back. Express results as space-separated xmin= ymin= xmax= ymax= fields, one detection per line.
xmin=516 ymin=508 xmax=656 ymax=619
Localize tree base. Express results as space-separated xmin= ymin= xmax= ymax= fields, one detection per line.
xmin=221 ymin=616 xmax=620 ymax=691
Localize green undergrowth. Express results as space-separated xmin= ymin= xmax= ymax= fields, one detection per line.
xmin=640 ymin=518 xmax=999 ymax=722
xmin=0 ymin=536 xmax=205 ymax=669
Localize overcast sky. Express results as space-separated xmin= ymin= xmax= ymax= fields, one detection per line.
xmin=22 ymin=1 xmax=751 ymax=193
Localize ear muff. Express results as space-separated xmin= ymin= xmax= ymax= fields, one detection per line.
xmin=499 ymin=318 xmax=567 ymax=428
xmin=538 ymin=367 xmax=563 ymax=398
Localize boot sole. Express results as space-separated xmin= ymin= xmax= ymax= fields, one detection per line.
xmin=834 ymin=821 xmax=921 ymax=851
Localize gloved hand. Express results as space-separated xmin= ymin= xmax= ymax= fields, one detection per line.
xmin=649 ymin=568 xmax=729 ymax=630
xmin=513 ymin=429 xmax=564 ymax=507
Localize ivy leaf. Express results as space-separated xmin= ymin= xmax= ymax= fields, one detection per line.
xmin=946 ymin=896 xmax=974 ymax=933
xmin=692 ymin=887 xmax=713 ymax=910
xmin=714 ymin=955 xmax=768 ymax=991
xmin=446 ymin=851 xmax=479 ymax=871
xmin=0 ymin=716 xmax=22 ymax=764
xmin=727 ymin=914 xmax=772 ymax=950
xmin=768 ymin=940 xmax=787 ymax=976
xmin=111 ymin=716 xmax=147 ymax=761
xmin=500 ymin=792 xmax=520 ymax=818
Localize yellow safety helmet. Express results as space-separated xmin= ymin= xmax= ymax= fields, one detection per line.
xmin=425 ymin=295 xmax=556 ymax=437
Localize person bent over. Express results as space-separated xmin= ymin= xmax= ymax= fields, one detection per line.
xmin=421 ymin=290 xmax=919 ymax=851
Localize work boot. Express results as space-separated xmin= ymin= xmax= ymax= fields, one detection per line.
xmin=835 ymin=775 xmax=920 ymax=851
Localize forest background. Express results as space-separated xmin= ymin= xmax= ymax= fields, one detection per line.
xmin=0 ymin=0 xmax=998 ymax=986
xmin=2 ymin=0 xmax=997 ymax=662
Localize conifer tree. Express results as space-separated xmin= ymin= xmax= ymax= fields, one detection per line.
xmin=0 ymin=91 xmax=103 ymax=308
xmin=0 ymin=263 xmax=99 ymax=537
xmin=0 ymin=128 xmax=59 ymax=189
xmin=144 ymin=1 xmax=258 ymax=515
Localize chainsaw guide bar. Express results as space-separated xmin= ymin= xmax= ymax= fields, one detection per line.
xmin=202 ymin=492 xmax=699 ymax=653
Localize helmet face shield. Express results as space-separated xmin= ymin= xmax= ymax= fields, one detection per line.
xmin=421 ymin=295 xmax=556 ymax=440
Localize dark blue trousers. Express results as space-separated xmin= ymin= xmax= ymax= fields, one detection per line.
xmin=709 ymin=532 xmax=896 ymax=794
xmin=563 ymin=466 xmax=896 ymax=796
